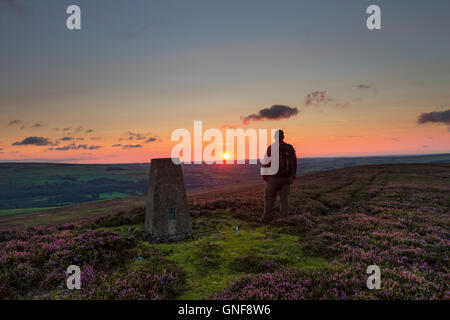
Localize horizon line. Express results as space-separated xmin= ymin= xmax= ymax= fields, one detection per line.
xmin=1 ymin=152 xmax=449 ymax=165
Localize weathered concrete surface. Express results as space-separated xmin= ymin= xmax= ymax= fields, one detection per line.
xmin=144 ymin=158 xmax=192 ymax=242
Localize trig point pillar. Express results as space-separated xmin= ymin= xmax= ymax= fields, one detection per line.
xmin=144 ymin=158 xmax=192 ymax=242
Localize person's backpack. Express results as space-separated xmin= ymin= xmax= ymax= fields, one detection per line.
xmin=277 ymin=147 xmax=292 ymax=176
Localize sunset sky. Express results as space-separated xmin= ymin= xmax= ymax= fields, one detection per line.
xmin=1 ymin=0 xmax=449 ymax=163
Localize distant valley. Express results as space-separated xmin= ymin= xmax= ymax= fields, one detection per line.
xmin=0 ymin=153 xmax=449 ymax=216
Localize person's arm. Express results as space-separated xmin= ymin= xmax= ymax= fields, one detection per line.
xmin=291 ymin=146 xmax=297 ymax=183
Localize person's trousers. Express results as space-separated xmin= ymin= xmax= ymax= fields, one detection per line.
xmin=262 ymin=176 xmax=291 ymax=222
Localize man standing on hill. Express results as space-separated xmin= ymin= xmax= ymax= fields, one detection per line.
xmin=261 ymin=130 xmax=297 ymax=223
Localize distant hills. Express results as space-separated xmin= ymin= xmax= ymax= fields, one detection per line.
xmin=0 ymin=153 xmax=449 ymax=215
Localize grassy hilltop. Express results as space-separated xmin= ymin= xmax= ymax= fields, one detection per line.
xmin=0 ymin=163 xmax=449 ymax=299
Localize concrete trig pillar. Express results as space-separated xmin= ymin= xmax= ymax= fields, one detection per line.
xmin=144 ymin=158 xmax=192 ymax=241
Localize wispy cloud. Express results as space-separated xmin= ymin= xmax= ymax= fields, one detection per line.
xmin=356 ymin=84 xmax=377 ymax=94
xmin=8 ymin=119 xmax=21 ymax=126
xmin=126 ymin=131 xmax=147 ymax=140
xmin=304 ymin=89 xmax=352 ymax=110
xmin=335 ymin=101 xmax=350 ymax=109
xmin=0 ymin=0 xmax=30 ymax=16
xmin=49 ymin=144 xmax=102 ymax=151
xmin=31 ymin=123 xmax=44 ymax=128
xmin=304 ymin=90 xmax=333 ymax=107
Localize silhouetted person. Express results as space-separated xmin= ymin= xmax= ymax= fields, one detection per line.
xmin=261 ymin=130 xmax=297 ymax=223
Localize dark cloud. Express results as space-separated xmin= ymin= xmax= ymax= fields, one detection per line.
xmin=0 ymin=0 xmax=30 ymax=16
xmin=50 ymin=144 xmax=79 ymax=151
xmin=31 ymin=123 xmax=43 ymax=128
xmin=145 ymin=137 xmax=157 ymax=143
xmin=8 ymin=119 xmax=21 ymax=126
xmin=356 ymin=84 xmax=375 ymax=90
xmin=85 ymin=129 xmax=94 ymax=134
xmin=59 ymin=137 xmax=73 ymax=141
xmin=63 ymin=127 xmax=71 ymax=131
xmin=112 ymin=144 xmax=122 ymax=147
xmin=356 ymin=84 xmax=377 ymax=94
xmin=127 ymin=131 xmax=147 ymax=140
xmin=54 ymin=145 xmax=74 ymax=151
xmin=122 ymin=144 xmax=143 ymax=149
xmin=305 ymin=91 xmax=333 ymax=106
xmin=12 ymin=136 xmax=55 ymax=146
xmin=241 ymin=104 xmax=299 ymax=124
xmin=417 ymin=109 xmax=450 ymax=125
xmin=49 ymin=144 xmax=102 ymax=151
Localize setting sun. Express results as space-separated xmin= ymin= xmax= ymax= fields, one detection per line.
xmin=223 ymin=153 xmax=230 ymax=160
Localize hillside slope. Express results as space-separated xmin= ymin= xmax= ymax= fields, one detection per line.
xmin=0 ymin=163 xmax=448 ymax=299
